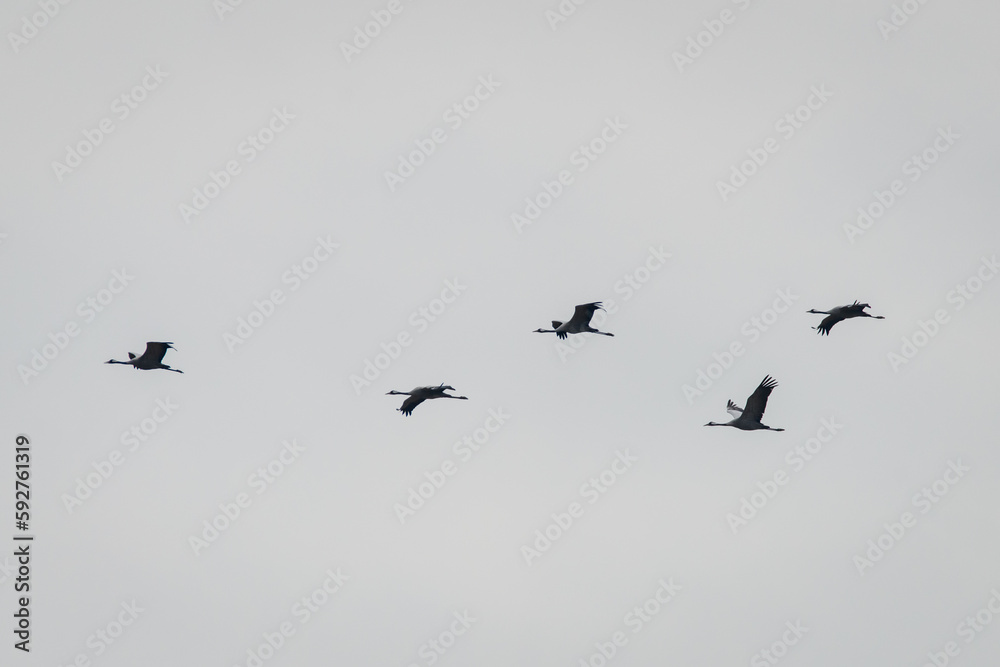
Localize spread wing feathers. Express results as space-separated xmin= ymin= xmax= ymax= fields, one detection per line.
xmin=143 ymin=342 xmax=174 ymax=363
xmin=569 ymin=302 xmax=603 ymax=327
xmin=743 ymin=376 xmax=778 ymax=423
xmin=815 ymin=314 xmax=842 ymax=336
xmin=398 ymin=394 xmax=426 ymax=416
xmin=726 ymin=400 xmax=743 ymax=419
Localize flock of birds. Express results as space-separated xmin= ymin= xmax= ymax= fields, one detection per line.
xmin=105 ymin=300 xmax=884 ymax=427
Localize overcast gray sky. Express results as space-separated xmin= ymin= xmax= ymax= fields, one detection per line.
xmin=3 ymin=0 xmax=1000 ymax=665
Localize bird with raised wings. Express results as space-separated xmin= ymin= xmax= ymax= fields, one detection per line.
xmin=705 ymin=376 xmax=784 ymax=431
xmin=807 ymin=301 xmax=884 ymax=336
xmin=386 ymin=384 xmax=468 ymax=416
xmin=533 ymin=302 xmax=614 ymax=339
xmin=105 ymin=342 xmax=183 ymax=374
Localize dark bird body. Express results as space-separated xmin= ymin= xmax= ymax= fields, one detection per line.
xmin=705 ymin=376 xmax=784 ymax=431
xmin=106 ymin=342 xmax=183 ymax=373
xmin=534 ymin=302 xmax=614 ymax=339
xmin=807 ymin=301 xmax=884 ymax=336
xmin=386 ymin=384 xmax=468 ymax=416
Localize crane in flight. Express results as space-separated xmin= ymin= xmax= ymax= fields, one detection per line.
xmin=705 ymin=376 xmax=784 ymax=431
xmin=386 ymin=384 xmax=468 ymax=416
xmin=534 ymin=302 xmax=614 ymax=339
xmin=105 ymin=342 xmax=183 ymax=373
xmin=807 ymin=301 xmax=884 ymax=336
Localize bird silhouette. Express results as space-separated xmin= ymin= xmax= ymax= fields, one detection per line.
xmin=807 ymin=301 xmax=884 ymax=336
xmin=705 ymin=376 xmax=784 ymax=431
xmin=386 ymin=384 xmax=468 ymax=416
xmin=534 ymin=302 xmax=614 ymax=339
xmin=106 ymin=342 xmax=183 ymax=373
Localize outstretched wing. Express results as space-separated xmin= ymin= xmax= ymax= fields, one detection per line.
xmin=144 ymin=342 xmax=174 ymax=363
xmin=743 ymin=376 xmax=778 ymax=423
xmin=726 ymin=400 xmax=743 ymax=419
xmin=569 ymin=302 xmax=603 ymax=327
xmin=398 ymin=394 xmax=425 ymax=416
xmin=815 ymin=314 xmax=841 ymax=336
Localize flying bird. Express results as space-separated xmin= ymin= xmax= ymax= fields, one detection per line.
xmin=705 ymin=376 xmax=784 ymax=431
xmin=386 ymin=384 xmax=468 ymax=416
xmin=534 ymin=302 xmax=614 ymax=339
xmin=105 ymin=342 xmax=183 ymax=373
xmin=807 ymin=301 xmax=885 ymax=336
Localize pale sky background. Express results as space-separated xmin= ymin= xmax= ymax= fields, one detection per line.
xmin=2 ymin=0 xmax=1000 ymax=665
